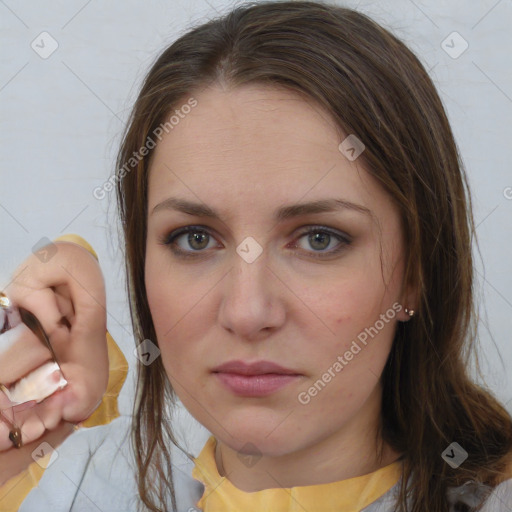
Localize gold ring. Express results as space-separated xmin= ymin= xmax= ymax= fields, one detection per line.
xmin=8 ymin=426 xmax=22 ymax=449
xmin=0 ymin=410 xmax=23 ymax=449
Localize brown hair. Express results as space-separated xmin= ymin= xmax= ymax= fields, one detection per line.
xmin=115 ymin=2 xmax=512 ymax=510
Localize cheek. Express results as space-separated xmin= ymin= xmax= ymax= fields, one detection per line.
xmin=313 ymin=277 xmax=387 ymax=335
xmin=145 ymin=251 xmax=179 ymax=355
xmin=145 ymin=262 xmax=168 ymax=332
xmin=145 ymin=247 xmax=190 ymax=331
xmin=144 ymin=252 xmax=210 ymax=376
xmin=305 ymin=277 xmax=398 ymax=374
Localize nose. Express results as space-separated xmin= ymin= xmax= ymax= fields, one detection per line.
xmin=218 ymin=251 xmax=286 ymax=341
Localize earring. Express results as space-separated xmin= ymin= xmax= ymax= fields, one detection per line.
xmin=404 ymin=308 xmax=415 ymax=317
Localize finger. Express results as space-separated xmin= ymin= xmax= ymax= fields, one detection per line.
xmin=0 ymin=324 xmax=54 ymax=386
xmin=18 ymin=414 xmax=46 ymax=445
xmin=0 ymin=400 xmax=58 ymax=452
xmin=0 ymin=407 xmax=30 ymax=451
xmin=0 ymin=415 xmax=45 ymax=451
xmin=32 ymin=392 xmax=63 ymax=431
xmin=56 ymin=361 xmax=106 ymax=423
xmin=0 ymin=419 xmax=18 ymax=451
xmin=0 ymin=421 xmax=74 ymax=484
xmin=0 ymin=389 xmax=36 ymax=413
xmin=43 ymin=251 xmax=109 ymax=421
xmin=5 ymin=241 xmax=104 ymax=338
xmin=53 ymin=285 xmax=75 ymax=326
xmin=3 ymin=288 xmax=65 ymax=344
xmin=5 ymin=241 xmax=108 ymax=423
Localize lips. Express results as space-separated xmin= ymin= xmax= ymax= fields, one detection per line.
xmin=212 ymin=360 xmax=302 ymax=397
xmin=213 ymin=360 xmax=299 ymax=375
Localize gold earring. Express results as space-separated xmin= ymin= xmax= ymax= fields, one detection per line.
xmin=404 ymin=308 xmax=415 ymax=317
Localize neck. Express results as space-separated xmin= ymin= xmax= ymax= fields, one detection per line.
xmin=215 ymin=388 xmax=402 ymax=492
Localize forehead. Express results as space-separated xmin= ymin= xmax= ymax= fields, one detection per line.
xmin=146 ymin=84 xmax=392 ymax=224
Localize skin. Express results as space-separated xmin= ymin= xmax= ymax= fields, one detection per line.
xmin=0 ymin=241 xmax=108 ymax=484
xmin=0 ymin=422 xmax=74 ymax=486
xmin=145 ymin=84 xmax=415 ymax=491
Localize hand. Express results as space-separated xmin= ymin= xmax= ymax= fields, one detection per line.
xmin=0 ymin=240 xmax=109 ymax=452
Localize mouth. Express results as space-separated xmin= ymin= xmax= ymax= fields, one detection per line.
xmin=212 ymin=360 xmax=303 ymax=397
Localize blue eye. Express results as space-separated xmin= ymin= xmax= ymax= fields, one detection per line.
xmin=160 ymin=225 xmax=351 ymax=259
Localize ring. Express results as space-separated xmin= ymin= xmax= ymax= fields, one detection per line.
xmin=1 ymin=291 xmax=14 ymax=334
xmin=9 ymin=426 xmax=22 ymax=449
xmin=0 ymin=292 xmax=11 ymax=309
xmin=0 ymin=410 xmax=23 ymax=449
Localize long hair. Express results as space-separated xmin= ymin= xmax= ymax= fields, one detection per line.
xmin=115 ymin=2 xmax=512 ymax=510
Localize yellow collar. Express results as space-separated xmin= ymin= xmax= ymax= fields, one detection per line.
xmin=192 ymin=436 xmax=402 ymax=512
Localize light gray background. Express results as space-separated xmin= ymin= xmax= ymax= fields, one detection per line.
xmin=1 ymin=0 xmax=511 ymax=424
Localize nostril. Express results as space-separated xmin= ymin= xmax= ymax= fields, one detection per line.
xmin=58 ymin=316 xmax=72 ymax=329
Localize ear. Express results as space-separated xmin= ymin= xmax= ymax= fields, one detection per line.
xmin=396 ymin=280 xmax=419 ymax=322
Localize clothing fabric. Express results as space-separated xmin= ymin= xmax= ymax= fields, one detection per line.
xmin=192 ymin=435 xmax=403 ymax=511
xmin=191 ymin=435 xmax=512 ymax=512
xmin=18 ymin=414 xmax=207 ymax=512
xmin=19 ymin=423 xmax=512 ymax=512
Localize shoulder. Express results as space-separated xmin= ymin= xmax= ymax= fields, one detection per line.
xmin=19 ymin=415 xmax=204 ymax=512
xmin=478 ymin=478 xmax=512 ymax=510
xmin=477 ymin=453 xmax=512 ymax=510
xmin=19 ymin=416 xmax=136 ymax=512
xmin=361 ymin=471 xmax=512 ymax=511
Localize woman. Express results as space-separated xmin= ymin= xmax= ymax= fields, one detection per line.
xmin=4 ymin=1 xmax=512 ymax=511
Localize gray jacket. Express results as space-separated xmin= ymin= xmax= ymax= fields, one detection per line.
xmin=18 ymin=415 xmax=512 ymax=511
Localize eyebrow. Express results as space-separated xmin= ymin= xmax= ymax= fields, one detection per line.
xmin=151 ymin=197 xmax=373 ymax=222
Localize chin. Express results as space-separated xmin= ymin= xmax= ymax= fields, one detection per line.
xmin=214 ymin=418 xmax=305 ymax=457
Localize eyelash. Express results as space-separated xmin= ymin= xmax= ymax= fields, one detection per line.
xmin=159 ymin=225 xmax=352 ymax=260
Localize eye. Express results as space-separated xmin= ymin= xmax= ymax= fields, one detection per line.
xmin=160 ymin=224 xmax=351 ymax=260
xmin=160 ymin=226 xmax=220 ymax=258
xmin=291 ymin=226 xmax=351 ymax=258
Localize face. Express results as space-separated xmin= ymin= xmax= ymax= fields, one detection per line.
xmin=145 ymin=84 xmax=412 ymax=458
